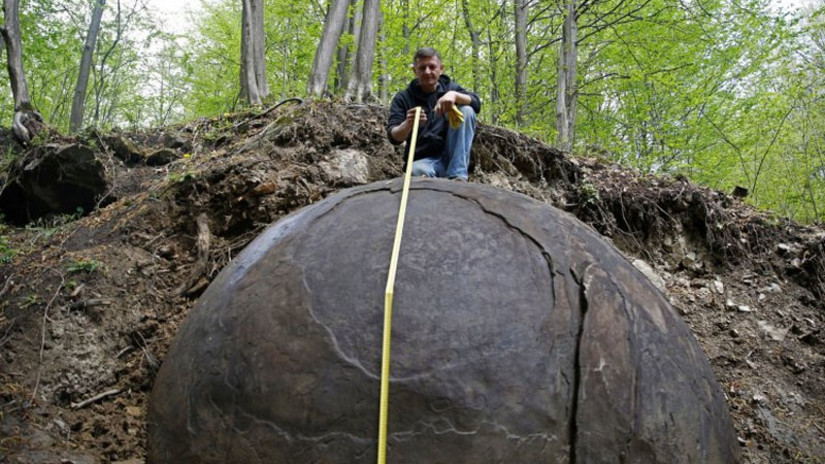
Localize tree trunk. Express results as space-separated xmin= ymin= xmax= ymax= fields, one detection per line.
xmin=281 ymin=4 xmax=293 ymax=99
xmin=251 ymin=0 xmax=268 ymax=98
xmin=487 ymin=6 xmax=503 ymax=126
xmin=377 ymin=9 xmax=388 ymax=102
xmin=70 ymin=0 xmax=105 ymax=133
xmin=240 ymin=0 xmax=268 ymax=105
xmin=307 ymin=0 xmax=350 ymax=98
xmin=514 ymin=0 xmax=528 ymax=127
xmin=92 ymin=0 xmax=141 ymax=127
xmin=402 ymin=0 xmax=409 ymax=54
xmin=461 ymin=0 xmax=481 ymax=93
xmin=556 ymin=0 xmax=577 ymax=151
xmin=334 ymin=0 xmax=360 ymax=94
xmin=345 ymin=0 xmax=380 ymax=103
xmin=1 ymin=0 xmax=43 ymax=143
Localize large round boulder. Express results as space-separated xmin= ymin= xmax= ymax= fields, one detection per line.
xmin=148 ymin=179 xmax=740 ymax=463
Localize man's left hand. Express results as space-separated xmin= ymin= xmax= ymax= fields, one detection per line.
xmin=435 ymin=91 xmax=473 ymax=118
xmin=435 ymin=91 xmax=459 ymax=117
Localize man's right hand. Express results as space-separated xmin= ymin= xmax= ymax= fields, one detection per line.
xmin=391 ymin=107 xmax=427 ymax=142
xmin=406 ymin=107 xmax=427 ymax=126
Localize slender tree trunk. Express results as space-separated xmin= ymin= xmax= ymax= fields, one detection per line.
xmin=70 ymin=0 xmax=105 ymax=133
xmin=556 ymin=0 xmax=577 ymax=151
xmin=402 ymin=0 xmax=409 ymax=54
xmin=461 ymin=0 xmax=481 ymax=93
xmin=307 ymin=0 xmax=350 ymax=97
xmin=50 ymin=71 xmax=73 ymax=124
xmin=240 ymin=0 xmax=268 ymax=105
xmin=487 ymin=11 xmax=501 ymax=125
xmin=281 ymin=3 xmax=294 ymax=99
xmin=377 ymin=9 xmax=388 ymax=102
xmin=514 ymin=0 xmax=528 ymax=127
xmin=1 ymin=0 xmax=43 ymax=143
xmin=252 ymin=0 xmax=267 ymax=98
xmin=92 ymin=0 xmax=135 ymax=126
xmin=345 ymin=0 xmax=380 ymax=103
xmin=334 ymin=0 xmax=360 ymax=93
xmin=1 ymin=0 xmax=28 ymax=112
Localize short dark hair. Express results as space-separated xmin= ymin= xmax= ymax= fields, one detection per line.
xmin=413 ymin=47 xmax=441 ymax=64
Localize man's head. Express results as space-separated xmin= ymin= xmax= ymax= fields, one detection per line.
xmin=412 ymin=47 xmax=443 ymax=93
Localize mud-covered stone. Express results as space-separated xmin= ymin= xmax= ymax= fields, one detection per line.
xmin=145 ymin=148 xmax=177 ymax=166
xmin=104 ymin=134 xmax=144 ymax=164
xmin=319 ymin=148 xmax=370 ymax=186
xmin=0 ymin=143 xmax=108 ymax=223
xmin=162 ymin=133 xmax=189 ymax=150
xmin=148 ymin=179 xmax=740 ymax=463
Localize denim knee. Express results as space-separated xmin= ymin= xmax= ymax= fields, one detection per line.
xmin=412 ymin=159 xmax=438 ymax=177
xmin=459 ymin=106 xmax=477 ymax=125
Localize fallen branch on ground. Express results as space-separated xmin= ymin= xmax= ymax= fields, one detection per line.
xmin=71 ymin=389 xmax=121 ymax=409
xmin=175 ymin=213 xmax=211 ymax=297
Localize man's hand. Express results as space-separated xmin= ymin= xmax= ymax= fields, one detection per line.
xmin=406 ymin=107 xmax=427 ymax=126
xmin=391 ymin=107 xmax=426 ymax=143
xmin=434 ymin=92 xmax=456 ymax=117
xmin=435 ymin=91 xmax=471 ymax=117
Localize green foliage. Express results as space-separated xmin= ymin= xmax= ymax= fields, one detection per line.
xmin=0 ymin=234 xmax=17 ymax=264
xmin=578 ymin=181 xmax=601 ymax=207
xmin=182 ymin=0 xmax=242 ymax=117
xmin=20 ymin=294 xmax=39 ymax=309
xmin=66 ymin=258 xmax=101 ymax=273
xmin=180 ymin=0 xmax=320 ymax=118
xmin=166 ymin=170 xmax=196 ymax=183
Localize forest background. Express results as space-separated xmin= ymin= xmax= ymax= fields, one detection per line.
xmin=1 ymin=0 xmax=824 ymax=224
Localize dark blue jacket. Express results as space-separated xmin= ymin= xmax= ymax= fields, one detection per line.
xmin=386 ymin=74 xmax=481 ymax=161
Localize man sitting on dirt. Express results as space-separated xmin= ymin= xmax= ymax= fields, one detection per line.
xmin=386 ymin=47 xmax=482 ymax=181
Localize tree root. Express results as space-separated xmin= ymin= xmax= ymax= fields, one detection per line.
xmin=11 ymin=110 xmax=44 ymax=145
xmin=175 ymin=213 xmax=211 ymax=297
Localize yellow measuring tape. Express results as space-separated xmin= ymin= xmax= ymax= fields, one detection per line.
xmin=377 ymin=107 xmax=421 ymax=464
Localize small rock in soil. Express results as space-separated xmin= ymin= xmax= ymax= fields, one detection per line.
xmin=758 ymin=320 xmax=789 ymax=342
xmin=145 ymin=149 xmax=178 ymax=166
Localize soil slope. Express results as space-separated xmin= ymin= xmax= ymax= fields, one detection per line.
xmin=0 ymin=102 xmax=823 ymax=463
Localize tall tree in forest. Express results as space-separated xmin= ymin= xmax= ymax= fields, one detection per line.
xmin=514 ymin=0 xmax=527 ymax=126
xmin=377 ymin=10 xmax=389 ymax=101
xmin=461 ymin=0 xmax=481 ymax=93
xmin=70 ymin=0 xmax=105 ymax=132
xmin=485 ymin=0 xmax=507 ymax=125
xmin=307 ymin=0 xmax=350 ymax=97
xmin=334 ymin=0 xmax=361 ymax=93
xmin=1 ymin=0 xmax=43 ymax=143
xmin=345 ymin=0 xmax=380 ymax=102
xmin=89 ymin=0 xmax=143 ymax=127
xmin=556 ymin=0 xmax=577 ymax=151
xmin=240 ymin=0 xmax=268 ymax=105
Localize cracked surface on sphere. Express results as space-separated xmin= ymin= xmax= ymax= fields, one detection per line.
xmin=148 ymin=179 xmax=740 ymax=463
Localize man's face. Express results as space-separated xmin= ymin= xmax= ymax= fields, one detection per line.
xmin=413 ymin=56 xmax=444 ymax=93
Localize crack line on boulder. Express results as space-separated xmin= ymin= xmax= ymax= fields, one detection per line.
xmin=604 ymin=271 xmax=642 ymax=461
xmin=568 ymin=262 xmax=592 ymax=464
xmin=295 ymin=258 xmax=381 ymax=381
xmin=234 ymin=404 xmax=374 ymax=445
xmin=389 ymin=417 xmax=561 ymax=444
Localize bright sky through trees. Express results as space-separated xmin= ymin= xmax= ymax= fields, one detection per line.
xmin=145 ymin=0 xmax=201 ymax=33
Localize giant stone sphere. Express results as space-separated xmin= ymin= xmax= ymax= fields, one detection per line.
xmin=148 ymin=180 xmax=740 ymax=463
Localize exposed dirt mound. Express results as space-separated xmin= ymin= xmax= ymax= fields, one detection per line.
xmin=0 ymin=102 xmax=823 ymax=463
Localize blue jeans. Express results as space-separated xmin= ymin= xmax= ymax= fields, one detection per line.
xmin=412 ymin=106 xmax=477 ymax=180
